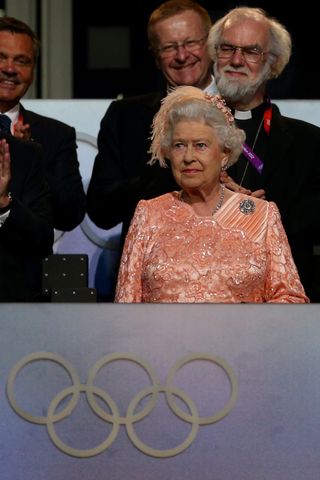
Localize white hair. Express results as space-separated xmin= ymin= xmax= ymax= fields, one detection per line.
xmin=149 ymin=86 xmax=245 ymax=167
xmin=207 ymin=7 xmax=292 ymax=78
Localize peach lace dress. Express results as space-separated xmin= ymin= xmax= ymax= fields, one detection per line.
xmin=115 ymin=192 xmax=308 ymax=303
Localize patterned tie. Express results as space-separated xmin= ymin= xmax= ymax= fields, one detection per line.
xmin=0 ymin=114 xmax=12 ymax=134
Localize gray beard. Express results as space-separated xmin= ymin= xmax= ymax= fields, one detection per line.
xmin=216 ymin=78 xmax=259 ymax=104
xmin=214 ymin=64 xmax=271 ymax=105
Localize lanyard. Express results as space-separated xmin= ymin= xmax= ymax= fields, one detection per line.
xmin=241 ymin=103 xmax=272 ymax=175
xmin=242 ymin=142 xmax=264 ymax=173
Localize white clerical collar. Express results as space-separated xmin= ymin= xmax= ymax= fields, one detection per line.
xmin=234 ymin=109 xmax=252 ymax=120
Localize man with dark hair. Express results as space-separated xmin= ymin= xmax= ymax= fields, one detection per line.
xmin=0 ymin=16 xmax=86 ymax=232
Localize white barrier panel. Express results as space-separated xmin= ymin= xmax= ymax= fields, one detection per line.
xmin=23 ymin=99 xmax=320 ymax=298
xmin=1 ymin=303 xmax=320 ymax=479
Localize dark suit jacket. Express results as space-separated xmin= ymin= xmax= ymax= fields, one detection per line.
xmin=20 ymin=104 xmax=86 ymax=231
xmin=87 ymin=91 xmax=178 ymax=243
xmin=0 ymin=134 xmax=54 ymax=301
xmin=228 ymin=104 xmax=320 ymax=300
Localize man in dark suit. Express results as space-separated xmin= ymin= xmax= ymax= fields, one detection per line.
xmin=207 ymin=7 xmax=320 ymax=301
xmin=0 ymin=16 xmax=86 ymax=232
xmin=0 ymin=134 xmax=53 ymax=301
xmin=87 ymin=0 xmax=215 ymax=245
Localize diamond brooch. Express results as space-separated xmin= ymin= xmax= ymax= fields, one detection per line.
xmin=239 ymin=198 xmax=256 ymax=215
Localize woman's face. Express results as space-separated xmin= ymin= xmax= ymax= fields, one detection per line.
xmin=168 ymin=119 xmax=226 ymax=193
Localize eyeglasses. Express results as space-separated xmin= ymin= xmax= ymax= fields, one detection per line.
xmin=216 ymin=44 xmax=267 ymax=64
xmin=156 ymin=36 xmax=207 ymax=58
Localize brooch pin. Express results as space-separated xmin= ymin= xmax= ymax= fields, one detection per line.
xmin=239 ymin=198 xmax=256 ymax=215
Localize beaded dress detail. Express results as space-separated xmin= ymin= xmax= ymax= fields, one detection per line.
xmin=115 ymin=192 xmax=308 ymax=303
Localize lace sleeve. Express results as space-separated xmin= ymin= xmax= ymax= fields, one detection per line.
xmin=265 ymin=202 xmax=309 ymax=303
xmin=114 ymin=200 xmax=150 ymax=303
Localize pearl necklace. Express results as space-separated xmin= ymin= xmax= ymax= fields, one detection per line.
xmin=179 ymin=184 xmax=225 ymax=216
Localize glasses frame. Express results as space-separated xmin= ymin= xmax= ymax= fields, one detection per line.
xmin=156 ymin=35 xmax=208 ymax=58
xmin=215 ymin=43 xmax=267 ymax=64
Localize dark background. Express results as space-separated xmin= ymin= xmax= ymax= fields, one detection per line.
xmin=72 ymin=1 xmax=315 ymax=100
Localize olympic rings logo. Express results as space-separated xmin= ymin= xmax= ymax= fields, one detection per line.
xmin=6 ymin=352 xmax=238 ymax=458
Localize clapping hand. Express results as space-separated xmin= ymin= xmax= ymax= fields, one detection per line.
xmin=0 ymin=138 xmax=12 ymax=208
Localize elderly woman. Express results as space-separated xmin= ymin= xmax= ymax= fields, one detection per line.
xmin=115 ymin=86 xmax=308 ymax=303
